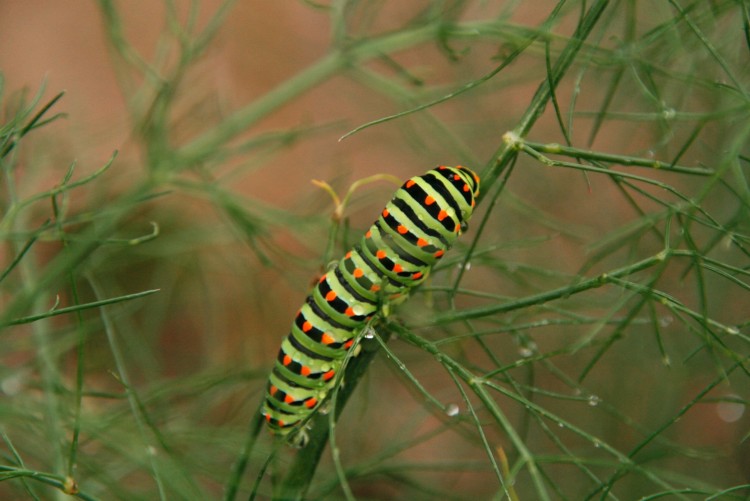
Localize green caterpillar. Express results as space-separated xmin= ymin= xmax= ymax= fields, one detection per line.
xmin=261 ymin=165 xmax=480 ymax=443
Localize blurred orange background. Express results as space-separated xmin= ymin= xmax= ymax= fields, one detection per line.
xmin=1 ymin=1 xmax=747 ymax=499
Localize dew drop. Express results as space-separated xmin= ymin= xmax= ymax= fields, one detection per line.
xmin=587 ymin=395 xmax=601 ymax=407
xmin=518 ymin=347 xmax=534 ymax=358
xmin=1 ymin=375 xmax=23 ymax=396
xmin=659 ymin=315 xmax=673 ymax=328
xmin=661 ymin=107 xmax=676 ymax=120
xmin=445 ymin=404 xmax=460 ymax=417
xmin=722 ymin=233 xmax=733 ymax=250
xmin=717 ymin=394 xmax=745 ymax=423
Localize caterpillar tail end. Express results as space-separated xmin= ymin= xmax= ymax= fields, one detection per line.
xmin=261 ymin=406 xmax=310 ymax=448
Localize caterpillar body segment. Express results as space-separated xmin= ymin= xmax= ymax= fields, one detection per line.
xmin=261 ymin=165 xmax=480 ymax=443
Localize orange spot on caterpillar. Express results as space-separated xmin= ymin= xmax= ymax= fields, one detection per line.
xmin=345 ymin=251 xmax=352 ymax=259
xmin=406 ymin=180 xmax=415 ymax=188
xmin=325 ymin=290 xmax=337 ymax=302
xmin=319 ymin=275 xmax=326 ymax=283
xmin=425 ymin=195 xmax=435 ymax=205
xmin=412 ymin=271 xmax=423 ymax=279
xmin=417 ymin=238 xmax=428 ymax=247
xmin=438 ymin=210 xmax=448 ymax=221
xmin=265 ymin=414 xmax=272 ymax=423
xmin=365 ymin=230 xmax=372 ymax=238
xmin=301 ymin=366 xmax=311 ymax=376
xmin=397 ymin=225 xmax=408 ymax=234
xmin=376 ymin=250 xmax=387 ymax=260
xmin=305 ymin=398 xmax=318 ymax=408
xmin=322 ymin=333 xmax=335 ymax=344
xmin=344 ymin=339 xmax=354 ymax=349
xmin=345 ymin=306 xmax=355 ymax=316
xmin=393 ymin=263 xmax=403 ymax=273
xmin=353 ymin=268 xmax=364 ymax=278
xmin=303 ymin=321 xmax=313 ymax=332
xmin=284 ymin=395 xmax=295 ymax=404
xmin=434 ymin=250 xmax=445 ymax=258
xmin=370 ymin=284 xmax=381 ymax=292
xmin=323 ymin=370 xmax=335 ymax=381
xmin=283 ymin=355 xmax=292 ymax=366
xmin=269 ymin=385 xmax=278 ymax=396
xmin=382 ymin=209 xmax=389 ymax=217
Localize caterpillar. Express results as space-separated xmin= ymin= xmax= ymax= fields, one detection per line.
xmin=261 ymin=165 xmax=480 ymax=444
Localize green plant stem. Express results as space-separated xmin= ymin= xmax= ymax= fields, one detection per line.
xmin=178 ymin=52 xmax=343 ymax=165
xmin=87 ymin=277 xmax=168 ymax=501
xmin=390 ymin=321 xmax=553 ymax=501
xmin=0 ymin=90 xmax=65 ymax=159
xmin=391 ymin=323 xmax=688 ymax=497
xmin=520 ymin=140 xmax=715 ymax=176
xmin=267 ymin=1 xmax=613 ymax=497
xmin=483 ymin=0 xmax=611 ymax=191
xmin=590 ymin=358 xmax=746 ymax=499
xmin=277 ymin=333 xmax=387 ymax=500
xmin=0 ymin=178 xmax=158 ymax=328
xmin=427 ymin=248 xmax=742 ymax=336
xmin=0 ymin=465 xmax=101 ymax=501
xmin=178 ymin=18 xmax=543 ymax=166
xmin=0 ymin=289 xmax=160 ymax=328
xmin=223 ymin=402 xmax=264 ymax=501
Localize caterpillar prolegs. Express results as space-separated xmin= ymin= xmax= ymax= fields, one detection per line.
xmin=261 ymin=165 xmax=480 ymax=444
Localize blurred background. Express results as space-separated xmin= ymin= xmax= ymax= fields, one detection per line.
xmin=0 ymin=1 xmax=748 ymax=499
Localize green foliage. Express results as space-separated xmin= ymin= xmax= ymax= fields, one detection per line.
xmin=1 ymin=1 xmax=748 ymax=500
